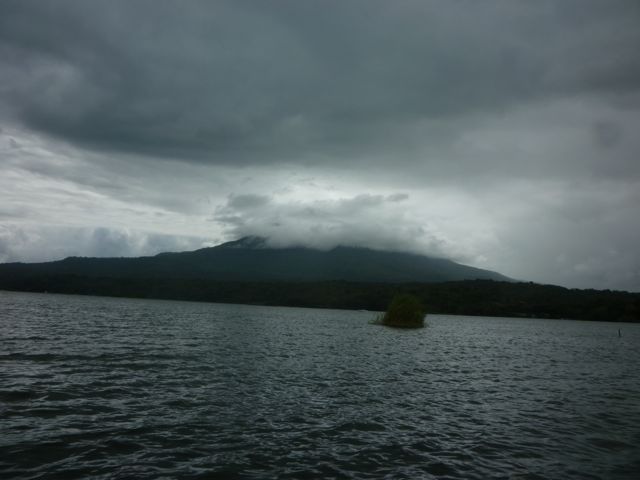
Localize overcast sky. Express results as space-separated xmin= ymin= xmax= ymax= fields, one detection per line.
xmin=1 ymin=0 xmax=639 ymax=291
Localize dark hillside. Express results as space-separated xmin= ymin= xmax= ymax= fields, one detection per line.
xmin=0 ymin=237 xmax=509 ymax=283
xmin=2 ymin=237 xmax=637 ymax=322
xmin=0 ymin=276 xmax=637 ymax=323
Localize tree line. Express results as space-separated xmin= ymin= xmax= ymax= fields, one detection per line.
xmin=1 ymin=274 xmax=638 ymax=322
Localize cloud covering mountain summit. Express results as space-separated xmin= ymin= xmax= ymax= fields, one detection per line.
xmin=1 ymin=0 xmax=639 ymax=291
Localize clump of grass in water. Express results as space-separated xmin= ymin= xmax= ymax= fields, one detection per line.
xmin=373 ymin=293 xmax=426 ymax=328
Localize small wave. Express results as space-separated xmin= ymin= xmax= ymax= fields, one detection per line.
xmin=0 ymin=390 xmax=43 ymax=402
xmin=2 ymin=292 xmax=640 ymax=480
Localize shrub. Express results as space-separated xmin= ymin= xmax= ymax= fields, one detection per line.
xmin=380 ymin=293 xmax=426 ymax=328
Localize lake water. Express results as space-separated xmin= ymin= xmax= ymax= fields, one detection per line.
xmin=1 ymin=291 xmax=639 ymax=479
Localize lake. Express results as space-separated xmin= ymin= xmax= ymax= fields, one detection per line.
xmin=1 ymin=291 xmax=639 ymax=479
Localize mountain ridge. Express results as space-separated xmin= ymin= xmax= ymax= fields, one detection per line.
xmin=2 ymin=237 xmax=639 ymax=322
xmin=0 ymin=236 xmax=510 ymax=283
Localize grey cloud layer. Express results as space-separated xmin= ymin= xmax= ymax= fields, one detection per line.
xmin=0 ymin=224 xmax=210 ymax=263
xmin=1 ymin=1 xmax=639 ymax=291
xmin=1 ymin=0 xmax=639 ymax=167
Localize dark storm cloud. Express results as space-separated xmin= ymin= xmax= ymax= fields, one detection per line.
xmin=1 ymin=1 xmax=639 ymax=291
xmin=1 ymin=0 xmax=639 ymax=165
xmin=592 ymin=120 xmax=623 ymax=149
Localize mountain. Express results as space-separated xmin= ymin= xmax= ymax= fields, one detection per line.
xmin=2 ymin=237 xmax=638 ymax=322
xmin=0 ymin=236 xmax=510 ymax=283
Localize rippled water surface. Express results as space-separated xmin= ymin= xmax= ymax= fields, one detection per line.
xmin=1 ymin=291 xmax=639 ymax=479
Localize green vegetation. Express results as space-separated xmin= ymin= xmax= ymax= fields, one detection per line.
xmin=3 ymin=238 xmax=638 ymax=322
xmin=0 ymin=273 xmax=638 ymax=323
xmin=379 ymin=293 xmax=426 ymax=328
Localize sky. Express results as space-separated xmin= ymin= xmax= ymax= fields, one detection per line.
xmin=0 ymin=0 xmax=639 ymax=291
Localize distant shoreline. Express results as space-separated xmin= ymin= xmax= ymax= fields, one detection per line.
xmin=1 ymin=278 xmax=638 ymax=323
